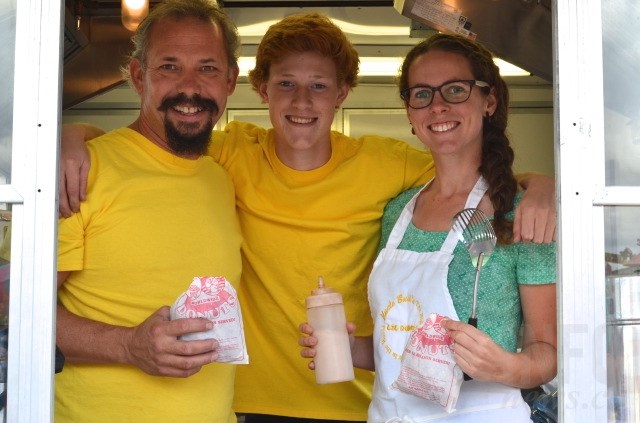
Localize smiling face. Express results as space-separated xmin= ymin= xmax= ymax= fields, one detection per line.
xmin=406 ymin=50 xmax=496 ymax=159
xmin=258 ymin=52 xmax=349 ymax=169
xmin=130 ymin=16 xmax=238 ymax=158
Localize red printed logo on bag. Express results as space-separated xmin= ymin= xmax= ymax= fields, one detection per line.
xmin=410 ymin=314 xmax=453 ymax=356
xmin=176 ymin=276 xmax=237 ymax=319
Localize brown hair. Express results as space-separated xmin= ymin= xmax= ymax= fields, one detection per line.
xmin=121 ymin=0 xmax=240 ymax=85
xmin=400 ymin=33 xmax=516 ymax=244
xmin=248 ymin=13 xmax=359 ymax=91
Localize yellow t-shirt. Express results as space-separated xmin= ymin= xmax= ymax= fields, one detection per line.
xmin=209 ymin=121 xmax=434 ymax=420
xmin=56 ymin=128 xmax=243 ymax=423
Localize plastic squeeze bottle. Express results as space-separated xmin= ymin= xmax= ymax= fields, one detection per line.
xmin=305 ymin=276 xmax=355 ymax=384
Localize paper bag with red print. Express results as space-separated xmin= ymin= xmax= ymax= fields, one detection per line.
xmin=171 ymin=276 xmax=248 ymax=364
xmin=393 ymin=313 xmax=463 ymax=412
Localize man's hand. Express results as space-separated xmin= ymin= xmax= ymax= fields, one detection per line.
xmin=513 ymin=174 xmax=556 ymax=243
xmin=124 ymin=306 xmax=220 ymax=377
xmin=298 ymin=321 xmax=357 ymax=371
xmin=57 ymin=305 xmax=219 ymax=378
xmin=298 ymin=322 xmax=318 ymax=370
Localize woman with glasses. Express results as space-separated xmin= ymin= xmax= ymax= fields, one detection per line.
xmin=300 ymin=33 xmax=557 ymax=422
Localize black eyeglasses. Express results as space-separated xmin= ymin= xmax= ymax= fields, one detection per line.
xmin=400 ymin=79 xmax=490 ymax=109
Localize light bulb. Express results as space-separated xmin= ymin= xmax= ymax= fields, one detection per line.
xmin=121 ymin=0 xmax=149 ymax=32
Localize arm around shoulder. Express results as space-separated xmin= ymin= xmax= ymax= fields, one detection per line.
xmin=59 ymin=123 xmax=104 ymax=217
xmin=62 ymin=122 xmax=106 ymax=142
xmin=512 ymin=173 xmax=556 ymax=244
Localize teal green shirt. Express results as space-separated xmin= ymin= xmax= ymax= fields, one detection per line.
xmin=379 ymin=187 xmax=556 ymax=352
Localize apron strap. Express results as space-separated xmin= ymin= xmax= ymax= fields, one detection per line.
xmin=385 ymin=180 xmax=432 ymax=249
xmin=385 ymin=176 xmax=489 ymax=252
xmin=440 ymin=176 xmax=489 ymax=254
xmin=465 ymin=176 xmax=489 ymax=209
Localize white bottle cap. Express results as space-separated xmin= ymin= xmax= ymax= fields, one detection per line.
xmin=306 ymin=276 xmax=343 ymax=308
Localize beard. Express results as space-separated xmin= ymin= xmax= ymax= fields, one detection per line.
xmin=159 ymin=93 xmax=220 ymax=157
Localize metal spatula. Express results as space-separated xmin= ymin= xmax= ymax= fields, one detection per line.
xmin=451 ymin=208 xmax=497 ymax=328
xmin=452 ymin=208 xmax=497 ymax=381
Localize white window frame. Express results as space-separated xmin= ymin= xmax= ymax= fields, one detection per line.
xmin=555 ymin=0 xmax=616 ymax=421
xmin=3 ymin=0 xmax=62 ymax=421
xmin=0 ymin=0 xmax=630 ymax=421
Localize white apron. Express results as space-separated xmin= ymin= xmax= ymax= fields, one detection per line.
xmin=367 ymin=177 xmax=531 ymax=423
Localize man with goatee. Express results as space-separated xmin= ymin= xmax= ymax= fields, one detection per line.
xmin=54 ymin=1 xmax=242 ymax=422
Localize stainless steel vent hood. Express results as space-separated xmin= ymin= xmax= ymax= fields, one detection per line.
xmin=62 ymin=1 xmax=136 ymax=109
xmin=394 ymin=0 xmax=552 ymax=82
xmin=62 ymin=0 xmax=403 ymax=108
xmin=62 ymin=0 xmax=552 ymax=109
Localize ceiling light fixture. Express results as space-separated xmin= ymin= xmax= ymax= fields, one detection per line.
xmin=237 ymin=19 xmax=407 ymax=37
xmin=493 ymin=58 xmax=531 ymax=77
xmin=121 ymin=0 xmax=149 ymax=32
xmin=238 ymin=56 xmax=529 ymax=78
xmin=235 ymin=21 xmax=530 ymax=78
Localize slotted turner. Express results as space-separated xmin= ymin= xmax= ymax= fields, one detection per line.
xmin=451 ymin=208 xmax=497 ymax=328
xmin=452 ymin=208 xmax=496 ymax=381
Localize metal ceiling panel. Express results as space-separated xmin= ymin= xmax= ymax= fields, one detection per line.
xmin=62 ymin=0 xmax=552 ymax=108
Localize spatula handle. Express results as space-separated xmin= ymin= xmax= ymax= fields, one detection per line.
xmin=463 ymin=317 xmax=478 ymax=381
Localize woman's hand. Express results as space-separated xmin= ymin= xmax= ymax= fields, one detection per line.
xmin=441 ymin=283 xmax=557 ymax=389
xmin=441 ymin=319 xmax=515 ymax=383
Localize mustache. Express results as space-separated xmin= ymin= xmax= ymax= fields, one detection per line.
xmin=158 ymin=93 xmax=219 ymax=115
